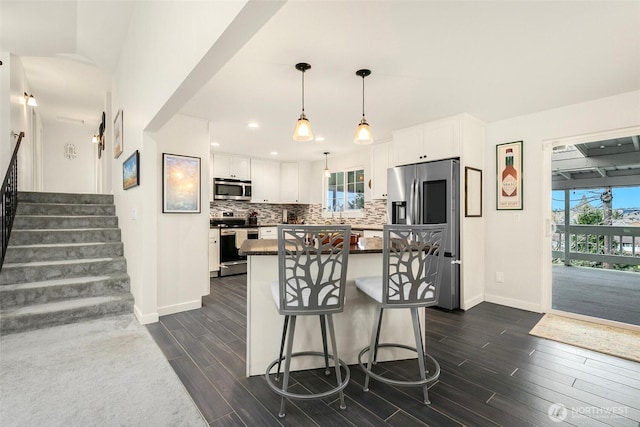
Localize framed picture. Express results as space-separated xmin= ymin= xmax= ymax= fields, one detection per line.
xmin=496 ymin=140 xmax=523 ymax=210
xmin=465 ymin=167 xmax=482 ymax=217
xmin=162 ymin=153 xmax=201 ymax=213
xmin=113 ymin=109 xmax=123 ymax=159
xmin=123 ymin=150 xmax=140 ymax=190
xmin=98 ymin=112 xmax=106 ymax=159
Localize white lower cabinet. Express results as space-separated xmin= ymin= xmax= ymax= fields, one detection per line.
xmin=209 ymin=228 xmax=220 ymax=275
xmin=259 ymin=226 xmax=277 ymax=239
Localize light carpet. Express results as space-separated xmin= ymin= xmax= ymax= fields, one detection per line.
xmin=529 ymin=314 xmax=640 ymax=362
xmin=0 ymin=315 xmax=206 ymax=427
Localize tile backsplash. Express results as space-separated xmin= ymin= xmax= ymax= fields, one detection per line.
xmin=210 ymin=199 xmax=387 ymax=226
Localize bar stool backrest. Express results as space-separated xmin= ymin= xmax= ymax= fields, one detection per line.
xmin=382 ymin=224 xmax=448 ymax=308
xmin=277 ymin=224 xmax=351 ymax=315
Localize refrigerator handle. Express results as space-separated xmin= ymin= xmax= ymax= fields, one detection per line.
xmin=411 ymin=179 xmax=418 ymax=224
xmin=414 ymin=178 xmax=421 ymax=224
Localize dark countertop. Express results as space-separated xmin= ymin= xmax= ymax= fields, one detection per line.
xmin=239 ymin=237 xmax=383 ymax=256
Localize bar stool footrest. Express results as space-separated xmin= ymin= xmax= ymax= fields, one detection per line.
xmin=358 ymin=343 xmax=440 ymax=387
xmin=265 ymin=351 xmax=350 ymax=400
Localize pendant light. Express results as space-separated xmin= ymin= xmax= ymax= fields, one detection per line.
xmin=353 ymin=69 xmax=373 ymax=145
xmin=323 ymin=152 xmax=331 ymax=177
xmin=292 ymin=63 xmax=314 ymax=141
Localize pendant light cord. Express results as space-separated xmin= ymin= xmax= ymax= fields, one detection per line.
xmin=301 ymin=70 xmax=305 ymax=113
xmin=361 ymin=76 xmax=365 ymax=118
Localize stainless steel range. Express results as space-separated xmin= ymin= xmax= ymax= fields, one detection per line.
xmin=211 ymin=217 xmax=258 ymax=276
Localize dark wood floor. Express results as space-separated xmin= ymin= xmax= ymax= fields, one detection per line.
xmin=553 ymin=265 xmax=640 ymax=326
xmin=148 ymin=275 xmax=640 ymax=427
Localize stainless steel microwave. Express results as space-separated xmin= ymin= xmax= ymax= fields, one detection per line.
xmin=213 ymin=178 xmax=252 ymax=201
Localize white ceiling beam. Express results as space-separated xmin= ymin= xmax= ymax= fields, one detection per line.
xmin=553 ymin=152 xmax=640 ymax=173
xmin=632 ymin=135 xmax=640 ymax=151
xmin=595 ymin=167 xmax=607 ymax=177
xmin=558 ymin=172 xmax=572 ymax=180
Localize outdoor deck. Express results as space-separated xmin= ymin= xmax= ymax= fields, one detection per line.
xmin=552 ymin=264 xmax=640 ymax=326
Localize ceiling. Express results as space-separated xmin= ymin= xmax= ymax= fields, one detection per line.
xmin=2 ymin=1 xmax=640 ymax=163
xmin=552 ymin=135 xmax=640 ymax=190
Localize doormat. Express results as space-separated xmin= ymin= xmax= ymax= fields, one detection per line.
xmin=529 ymin=314 xmax=640 ymax=362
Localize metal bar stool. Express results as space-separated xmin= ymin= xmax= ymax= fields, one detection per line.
xmin=265 ymin=224 xmax=351 ymax=418
xmin=355 ymin=224 xmax=447 ymax=404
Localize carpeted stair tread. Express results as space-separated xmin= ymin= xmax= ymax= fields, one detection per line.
xmin=9 ymin=228 xmax=121 ymax=245
xmin=9 ymin=242 xmax=119 ymax=249
xmin=12 ymin=215 xmax=118 ymax=230
xmin=2 ymin=257 xmax=120 ymax=269
xmin=0 ymin=273 xmax=130 ymax=310
xmin=3 ymin=242 xmax=123 ymax=264
xmin=17 ymin=202 xmax=116 ymax=216
xmin=18 ymin=191 xmax=114 ymax=205
xmin=0 ymin=273 xmax=129 ymax=291
xmin=1 ymin=295 xmax=133 ymax=316
xmin=0 ymin=257 xmax=127 ymax=285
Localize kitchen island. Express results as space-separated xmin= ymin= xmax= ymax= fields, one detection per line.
xmin=239 ymin=237 xmax=421 ymax=377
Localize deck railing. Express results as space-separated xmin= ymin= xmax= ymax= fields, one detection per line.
xmin=552 ymin=224 xmax=640 ymax=266
xmin=1 ymin=132 xmax=23 ymax=271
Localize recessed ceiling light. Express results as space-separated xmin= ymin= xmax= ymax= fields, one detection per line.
xmin=211 ymin=142 xmax=220 ymax=146
xmin=315 ymin=136 xmax=325 ymax=142
xmin=270 ymin=151 xmax=278 ymax=156
xmin=600 ymin=145 xmax=605 ymax=149
xmin=248 ymin=122 xmax=259 ymax=128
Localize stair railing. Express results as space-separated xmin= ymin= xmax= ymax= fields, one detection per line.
xmin=1 ymin=132 xmax=24 ymax=271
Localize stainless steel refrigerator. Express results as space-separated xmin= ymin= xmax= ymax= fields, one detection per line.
xmin=387 ymin=158 xmax=460 ymax=310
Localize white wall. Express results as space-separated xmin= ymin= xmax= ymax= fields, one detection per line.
xmin=42 ymin=122 xmax=96 ymax=193
xmin=484 ymin=91 xmax=640 ymax=312
xmin=0 ymin=52 xmax=11 ymax=174
xmin=111 ymin=1 xmax=249 ymax=323
xmin=155 ymin=114 xmax=210 ymax=314
xmin=8 ymin=54 xmax=36 ymax=190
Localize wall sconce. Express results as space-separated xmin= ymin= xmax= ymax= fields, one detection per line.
xmin=24 ymin=92 xmax=37 ymax=107
xmin=92 ymin=135 xmax=99 ymax=143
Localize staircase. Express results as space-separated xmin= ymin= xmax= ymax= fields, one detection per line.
xmin=0 ymin=192 xmax=133 ymax=335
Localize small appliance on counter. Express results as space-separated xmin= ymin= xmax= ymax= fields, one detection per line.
xmin=282 ymin=209 xmax=288 ymax=223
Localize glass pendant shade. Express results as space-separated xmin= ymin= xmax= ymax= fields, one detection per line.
xmin=324 ymin=167 xmax=331 ymax=177
xmin=353 ymin=118 xmax=373 ymax=145
xmin=293 ymin=113 xmax=314 ymax=142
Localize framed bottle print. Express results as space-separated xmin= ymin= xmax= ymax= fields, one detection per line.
xmin=496 ymin=141 xmax=523 ymax=210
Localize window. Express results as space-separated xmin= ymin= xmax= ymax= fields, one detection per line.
xmin=325 ymin=168 xmax=365 ymax=212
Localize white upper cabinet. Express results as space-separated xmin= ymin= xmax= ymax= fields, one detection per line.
xmin=213 ymin=153 xmax=251 ymax=180
xmin=370 ymin=142 xmax=390 ymax=199
xmin=391 ymin=115 xmax=462 ymax=166
xmin=251 ymin=159 xmax=280 ymax=203
xmin=280 ymin=162 xmax=311 ymax=204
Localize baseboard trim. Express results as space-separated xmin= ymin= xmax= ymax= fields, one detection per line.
xmin=462 ymin=294 xmax=484 ymax=311
xmin=157 ymin=299 xmax=202 ymax=317
xmin=134 ymin=305 xmax=159 ymax=325
xmin=484 ymin=293 xmax=543 ymax=313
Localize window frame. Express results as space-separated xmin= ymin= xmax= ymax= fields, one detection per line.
xmin=322 ymin=166 xmax=366 ymax=219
